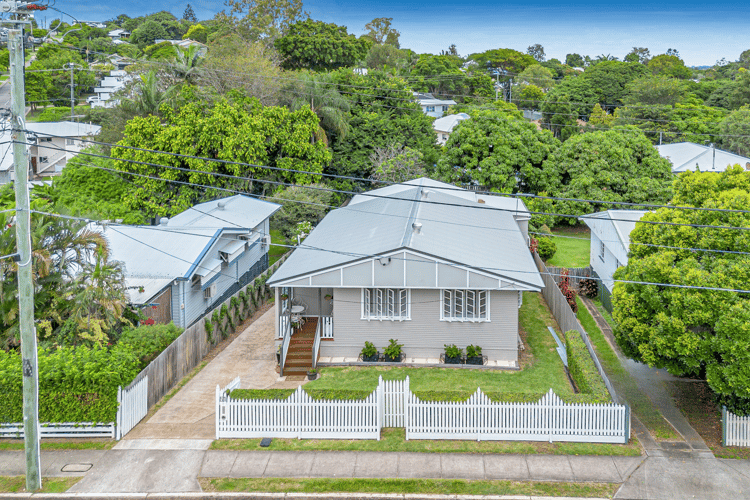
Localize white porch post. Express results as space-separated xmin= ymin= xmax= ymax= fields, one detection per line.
xmin=274 ymin=286 xmax=280 ymax=338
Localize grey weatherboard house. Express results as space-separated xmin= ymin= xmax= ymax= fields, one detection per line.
xmin=98 ymin=195 xmax=280 ymax=328
xmin=267 ymin=178 xmax=544 ymax=371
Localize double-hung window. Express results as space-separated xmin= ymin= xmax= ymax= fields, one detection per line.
xmin=362 ymin=288 xmax=410 ymax=321
xmin=441 ymin=289 xmax=489 ymax=322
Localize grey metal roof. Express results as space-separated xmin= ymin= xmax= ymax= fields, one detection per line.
xmin=167 ymin=194 xmax=280 ymax=229
xmin=581 ymin=210 xmax=647 ymax=252
xmin=432 ymin=113 xmax=470 ymax=134
xmin=27 ymin=121 xmax=101 ymax=138
xmin=269 ymin=179 xmax=542 ymax=289
xmin=656 ymin=142 xmax=750 ymax=173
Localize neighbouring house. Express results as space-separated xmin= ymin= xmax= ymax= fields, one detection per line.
xmin=95 ymin=195 xmax=281 ymax=328
xmin=267 ymin=178 xmax=543 ymax=374
xmin=432 ymin=113 xmax=470 ymax=145
xmin=655 ymin=142 xmax=750 ymax=173
xmin=414 ymin=92 xmax=457 ymax=118
xmin=107 ymin=54 xmax=135 ymax=70
xmin=90 ymin=70 xmax=132 ymax=108
xmin=0 ymin=121 xmax=102 ymax=184
xmin=108 ymin=29 xmax=130 ymax=41
xmin=580 ymin=210 xmax=647 ymax=310
xmin=154 ymin=39 xmax=208 ymax=55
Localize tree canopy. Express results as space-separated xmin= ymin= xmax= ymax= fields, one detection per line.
xmin=613 ymin=167 xmax=750 ymax=413
xmin=274 ymin=20 xmax=370 ymax=71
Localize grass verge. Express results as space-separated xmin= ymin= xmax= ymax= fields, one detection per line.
xmin=669 ymin=381 xmax=750 ymax=460
xmin=199 ymin=477 xmax=619 ymax=497
xmin=0 ymin=440 xmax=114 ymax=451
xmin=546 ymin=226 xmax=590 ymax=268
xmin=211 ymin=427 xmax=640 ymax=456
xmin=0 ymin=476 xmax=81 ymax=493
xmin=269 ymin=229 xmax=289 ymax=266
xmin=578 ymin=296 xmax=678 ymax=441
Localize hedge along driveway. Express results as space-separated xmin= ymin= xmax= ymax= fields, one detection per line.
xmin=124 ymin=306 xmax=299 ymax=440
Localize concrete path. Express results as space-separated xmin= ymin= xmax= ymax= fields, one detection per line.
xmin=581 ymin=298 xmax=711 ymax=455
xmin=125 ymin=307 xmax=304 ymax=440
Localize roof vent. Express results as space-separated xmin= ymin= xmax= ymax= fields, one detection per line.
xmin=421 ymin=189 xmax=431 ymax=199
xmin=159 ymin=217 xmax=169 ymax=226
xmin=412 ymin=222 xmax=422 ymax=234
xmin=217 ymin=201 xmax=226 ymax=210
xmin=477 ymin=198 xmax=485 ymax=204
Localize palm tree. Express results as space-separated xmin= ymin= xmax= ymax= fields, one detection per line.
xmin=123 ymin=70 xmax=177 ymax=117
xmin=291 ymin=73 xmax=350 ymax=145
xmin=172 ymin=45 xmax=203 ymax=85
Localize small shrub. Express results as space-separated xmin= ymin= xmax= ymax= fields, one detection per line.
xmin=230 ymin=296 xmax=239 ymax=310
xmin=466 ymin=344 xmax=482 ymax=358
xmin=383 ymin=338 xmax=403 ymax=361
xmin=444 ymin=344 xmax=462 ymax=358
xmin=212 ymin=310 xmax=220 ymax=324
xmin=205 ymin=319 xmax=215 ymax=344
xmin=579 ymin=278 xmax=598 ymax=298
xmin=565 ymin=329 xmax=609 ymax=403
xmin=361 ymin=341 xmax=378 ymax=358
xmin=118 ymin=323 xmax=184 ymax=369
xmin=557 ymin=269 xmax=578 ymax=313
xmin=537 ymin=237 xmax=557 ymax=260
xmin=220 ymin=304 xmax=229 ymax=320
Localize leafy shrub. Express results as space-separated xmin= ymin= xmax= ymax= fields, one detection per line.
xmin=118 ymin=322 xmax=184 ymax=369
xmin=466 ymin=345 xmax=483 ymax=358
xmin=267 ymin=184 xmax=334 ymax=239
xmin=537 ymin=237 xmax=557 ymax=260
xmin=564 ymin=329 xmax=610 ymax=403
xmin=0 ymin=346 xmax=140 ymax=422
xmin=557 ymin=269 xmax=578 ymax=312
xmin=444 ymin=344 xmax=462 ymax=359
xmin=579 ymin=278 xmax=598 ymax=298
xmin=383 ymin=339 xmax=403 ymax=360
xmin=361 ymin=341 xmax=377 ymax=358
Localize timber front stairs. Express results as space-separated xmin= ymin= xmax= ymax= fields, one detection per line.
xmin=283 ymin=317 xmax=317 ymax=376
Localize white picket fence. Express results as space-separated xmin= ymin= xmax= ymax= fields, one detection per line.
xmin=217 ymin=380 xmax=381 ymax=440
xmin=116 ymin=375 xmax=149 ymax=440
xmin=1 ymin=376 xmax=150 ymax=440
xmin=723 ymin=406 xmax=750 ymax=447
xmin=216 ymin=376 xmax=630 ymax=443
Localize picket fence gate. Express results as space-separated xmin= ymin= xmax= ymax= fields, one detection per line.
xmin=723 ymin=406 xmax=750 ymax=447
xmin=216 ymin=376 xmax=630 ymax=444
xmin=116 ymin=375 xmax=149 ymax=440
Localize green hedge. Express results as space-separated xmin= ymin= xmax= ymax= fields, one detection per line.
xmin=565 ymin=330 xmax=610 ymax=403
xmin=0 ymin=345 xmax=140 ymax=423
xmin=118 ymin=322 xmax=183 ymax=370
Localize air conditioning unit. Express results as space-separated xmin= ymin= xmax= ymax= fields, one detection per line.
xmin=204 ymin=284 xmax=216 ymax=299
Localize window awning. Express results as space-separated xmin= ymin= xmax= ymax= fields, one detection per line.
xmin=194 ymin=258 xmax=222 ymax=286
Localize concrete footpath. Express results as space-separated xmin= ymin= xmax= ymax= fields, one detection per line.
xmin=2 ymin=444 xmax=750 ymax=499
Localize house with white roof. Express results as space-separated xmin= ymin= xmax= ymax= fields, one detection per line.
xmin=108 ymin=29 xmax=130 ymax=40
xmin=655 ymin=142 xmax=750 ymax=173
xmin=432 ymin=113 xmax=470 ymax=145
xmin=95 ymin=195 xmax=281 ymax=328
xmin=90 ymin=70 xmax=132 ymax=108
xmin=580 ymin=210 xmax=647 ymax=308
xmin=414 ymin=92 xmax=457 ymax=118
xmin=0 ymin=121 xmax=102 ymax=184
xmin=267 ymin=178 xmax=542 ymax=376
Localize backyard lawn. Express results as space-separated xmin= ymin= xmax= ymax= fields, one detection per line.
xmin=304 ymin=292 xmax=574 ymax=399
xmin=269 ymin=229 xmax=289 ymax=266
xmin=545 ymin=226 xmax=591 ymax=268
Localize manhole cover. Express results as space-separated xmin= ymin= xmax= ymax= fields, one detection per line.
xmin=61 ymin=463 xmax=92 ymax=472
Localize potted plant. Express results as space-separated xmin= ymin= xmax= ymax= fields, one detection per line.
xmin=444 ymin=344 xmax=463 ymax=364
xmin=307 ymin=368 xmax=318 ymax=380
xmin=360 ymin=341 xmax=379 ymax=362
xmin=383 ymin=338 xmax=403 ymax=362
xmin=466 ymin=345 xmax=484 ymax=365
xmin=324 ymin=294 xmax=333 ymax=301
xmin=280 ymin=293 xmax=289 ymax=300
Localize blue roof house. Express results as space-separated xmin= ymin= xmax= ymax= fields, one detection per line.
xmin=96 ymin=195 xmax=280 ymax=328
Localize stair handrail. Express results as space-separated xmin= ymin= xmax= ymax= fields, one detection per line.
xmin=312 ymin=318 xmax=322 ymax=369
xmin=280 ymin=320 xmax=292 ymax=376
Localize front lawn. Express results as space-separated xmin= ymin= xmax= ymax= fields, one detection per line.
xmin=269 ymin=229 xmax=289 ymax=266
xmin=546 ymin=226 xmax=591 ymax=268
xmin=304 ymin=292 xmax=574 ymax=399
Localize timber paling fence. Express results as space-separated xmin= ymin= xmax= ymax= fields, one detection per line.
xmin=546 ymin=265 xmax=592 ymax=288
xmin=216 ymin=376 xmax=630 ymax=444
xmin=723 ymin=407 xmax=750 ymax=447
xmin=533 ymin=253 xmax=620 ymax=405
xmin=1 ymin=255 xmax=289 ymax=441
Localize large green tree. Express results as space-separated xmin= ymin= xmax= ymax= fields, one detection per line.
xmin=435 ymin=109 xmax=559 ymax=193
xmin=220 ymin=0 xmax=309 ymax=45
xmin=111 ymin=89 xmax=331 ymax=216
xmin=533 ymin=128 xmax=673 ymax=220
xmin=719 ymin=105 xmax=750 ymax=156
xmin=363 ymin=17 xmax=400 ymax=47
xmin=613 ymin=167 xmax=750 ymax=413
xmin=648 ymin=54 xmax=692 ymax=79
xmin=274 ymin=20 xmax=370 ymax=71
xmin=25 ymin=45 xmax=96 ymax=109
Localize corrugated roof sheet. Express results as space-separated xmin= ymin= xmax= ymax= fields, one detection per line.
xmin=433 ymin=113 xmax=470 ymax=133
xmin=27 ymin=121 xmax=101 ymax=137
xmin=656 ymin=142 xmax=750 ymax=173
xmin=581 ymin=210 xmax=647 ymax=251
xmin=269 ymin=179 xmax=542 ymax=288
xmin=167 ymin=194 xmax=280 ymax=228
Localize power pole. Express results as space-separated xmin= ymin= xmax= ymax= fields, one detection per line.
xmin=64 ymin=62 xmax=81 ymax=120
xmin=9 ymin=27 xmax=41 ymax=492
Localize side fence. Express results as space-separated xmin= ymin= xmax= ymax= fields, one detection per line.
xmin=723 ymin=406 xmax=750 ymax=447
xmin=546 ymin=265 xmax=591 ymax=288
xmin=216 ymin=376 xmax=629 ymax=444
xmin=533 ymin=253 xmax=620 ymax=405
xmin=116 ymin=375 xmax=149 ymax=440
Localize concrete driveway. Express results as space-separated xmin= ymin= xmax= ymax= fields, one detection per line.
xmin=123 ymin=306 xmax=302 ymax=440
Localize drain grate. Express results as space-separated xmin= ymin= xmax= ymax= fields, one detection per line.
xmin=61 ymin=463 xmax=93 ymax=473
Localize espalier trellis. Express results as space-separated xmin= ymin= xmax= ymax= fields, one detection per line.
xmin=203 ymin=257 xmax=285 ymax=346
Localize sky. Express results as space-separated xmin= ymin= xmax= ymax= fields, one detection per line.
xmin=37 ymin=0 xmax=750 ymax=67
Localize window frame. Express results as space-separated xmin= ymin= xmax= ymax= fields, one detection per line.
xmin=38 ymin=156 xmax=48 ymax=164
xmin=599 ymin=241 xmax=605 ymax=262
xmin=440 ymin=289 xmax=490 ymax=322
xmin=362 ymin=288 xmax=411 ymax=321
